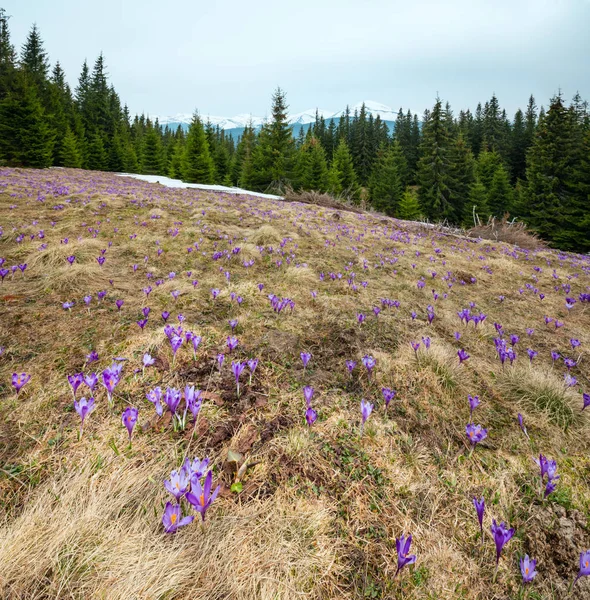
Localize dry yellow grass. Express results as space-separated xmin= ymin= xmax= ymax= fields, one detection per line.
xmin=0 ymin=168 xmax=589 ymax=599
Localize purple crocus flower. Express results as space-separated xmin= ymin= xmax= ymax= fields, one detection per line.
xmin=247 ymin=358 xmax=258 ymax=384
xmin=164 ymin=468 xmax=191 ymax=500
xmin=305 ymin=406 xmax=318 ymax=426
xmin=466 ymin=423 xmax=488 ymax=447
xmin=362 ymin=355 xmax=376 ymax=376
xmin=67 ymin=373 xmax=84 ymax=398
xmin=382 ymin=388 xmax=396 ymax=408
xmin=395 ymin=534 xmax=417 ymax=577
xmin=116 ymin=299 xmax=124 ymax=311
xmin=164 ymin=387 xmax=181 ymax=414
xmin=185 ymin=386 xmax=202 ymax=422
xmin=122 ymin=406 xmax=138 ymax=440
xmin=457 ymin=349 xmax=470 ymax=364
xmin=161 ymin=311 xmax=170 ymax=322
xmin=86 ymin=350 xmax=99 ymax=364
xmin=303 ymin=385 xmax=314 ymax=406
xmin=217 ymin=353 xmax=225 ymax=369
xmin=345 ymin=360 xmax=356 ymax=373
xmin=527 ymin=348 xmax=538 ymax=363
xmin=422 ymin=336 xmax=431 ymax=349
xmin=575 ymin=550 xmax=590 ymax=585
xmin=490 ymin=520 xmax=514 ymax=566
xmin=12 ymin=372 xmax=31 ymax=394
xmin=211 ymin=288 xmax=220 ymax=299
xmin=147 ymin=387 xmax=164 ymax=416
xmin=84 ymin=372 xmax=98 ymax=391
xmin=232 ymin=361 xmax=246 ymax=396
xmin=137 ymin=318 xmax=148 ymax=330
xmin=162 ymin=501 xmax=194 ymax=533
xmin=67 ymin=255 xmax=75 ymax=265
xmin=468 ymin=395 xmax=480 ymax=417
xmin=300 ymin=352 xmax=311 ymax=368
xmin=229 ymin=319 xmax=238 ymax=331
xmin=411 ymin=341 xmax=420 ymax=353
xmin=142 ymin=307 xmax=150 ymax=318
xmin=62 ymin=301 xmax=74 ymax=311
xmin=74 ymin=396 xmax=95 ymax=436
xmin=360 ymin=399 xmax=373 ymax=433
xmin=520 ymin=555 xmax=537 ymax=583
xmin=583 ymin=393 xmax=590 ymax=410
xmin=473 ymin=496 xmax=485 ymax=539
xmin=186 ymin=470 xmax=221 ymax=521
xmin=227 ymin=336 xmax=238 ymax=353
xmin=102 ymin=366 xmax=121 ymax=406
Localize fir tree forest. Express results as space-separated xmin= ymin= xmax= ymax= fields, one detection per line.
xmin=0 ymin=10 xmax=589 ymax=252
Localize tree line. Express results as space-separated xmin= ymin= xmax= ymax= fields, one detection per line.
xmin=0 ymin=11 xmax=588 ymax=251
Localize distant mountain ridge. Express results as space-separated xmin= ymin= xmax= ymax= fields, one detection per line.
xmin=153 ymin=101 xmax=398 ymax=137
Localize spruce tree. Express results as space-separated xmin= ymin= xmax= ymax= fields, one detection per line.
xmin=0 ymin=75 xmax=53 ymax=167
xmin=141 ymin=124 xmax=164 ymax=174
xmin=60 ymin=125 xmax=82 ymax=167
xmin=327 ymin=138 xmax=357 ymax=198
xmin=368 ymin=143 xmax=405 ymax=215
xmin=465 ymin=181 xmax=490 ymax=225
xmin=0 ymin=8 xmax=16 ymax=99
xmin=20 ymin=24 xmax=49 ymax=89
xmin=524 ymin=95 xmax=581 ymax=247
xmin=397 ymin=188 xmax=422 ymax=220
xmin=86 ymin=132 xmax=107 ymax=170
xmin=417 ymin=98 xmax=455 ymax=221
xmin=486 ymin=164 xmax=513 ymax=217
xmin=182 ymin=113 xmax=215 ymax=183
xmin=448 ymin=133 xmax=475 ymax=223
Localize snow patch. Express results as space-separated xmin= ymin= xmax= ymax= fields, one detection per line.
xmin=116 ymin=173 xmax=282 ymax=199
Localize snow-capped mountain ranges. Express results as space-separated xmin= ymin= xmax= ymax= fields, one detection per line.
xmin=154 ymin=101 xmax=396 ymax=137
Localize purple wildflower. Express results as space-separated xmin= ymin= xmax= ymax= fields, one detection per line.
xmin=162 ymin=501 xmax=194 ymax=533
xmin=303 ymin=385 xmax=314 ymax=406
xmin=300 ymin=352 xmax=311 ymax=368
xmin=395 ymin=534 xmax=417 ymax=577
xmin=122 ymin=406 xmax=138 ymax=440
xmin=74 ymin=396 xmax=95 ymax=436
xmin=490 ymin=520 xmax=515 ymax=566
xmin=186 ymin=470 xmax=221 ymax=521
xmin=575 ymin=550 xmax=590 ymax=585
xmin=457 ymin=349 xmax=470 ymax=364
xmin=466 ymin=423 xmax=487 ymax=447
xmin=12 ymin=372 xmax=31 ymax=394
xmin=147 ymin=387 xmax=164 ymax=416
xmin=520 ymin=555 xmax=537 ymax=583
xmin=473 ymin=496 xmax=485 ymax=539
xmin=305 ymin=406 xmax=318 ymax=426
xmin=232 ymin=361 xmax=246 ymax=397
xmin=382 ymin=388 xmax=396 ymax=408
xmin=67 ymin=373 xmax=84 ymax=398
xmin=468 ymin=395 xmax=480 ymax=418
xmin=164 ymin=468 xmax=191 ymax=500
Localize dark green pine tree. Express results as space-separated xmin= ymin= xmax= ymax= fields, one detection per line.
xmin=448 ymin=133 xmax=475 ymax=223
xmin=141 ymin=123 xmax=164 ymax=174
xmin=524 ymin=95 xmax=537 ymax=146
xmin=524 ymin=94 xmax=582 ymax=248
xmin=20 ymin=24 xmax=49 ymax=91
xmin=509 ymin=108 xmax=528 ymax=182
xmin=482 ymin=94 xmax=509 ymax=159
xmin=368 ymin=143 xmax=404 ymax=215
xmin=182 ymin=113 xmax=215 ymax=183
xmin=295 ymin=136 xmax=328 ymax=191
xmin=476 ymin=148 xmax=503 ymax=190
xmin=250 ymin=88 xmax=294 ymax=191
xmin=86 ymin=131 xmax=107 ymax=170
xmin=469 ymin=103 xmax=484 ymax=156
xmin=60 ymin=125 xmax=82 ymax=167
xmin=570 ymin=128 xmax=590 ymax=251
xmin=350 ymin=103 xmax=373 ymax=186
xmin=486 ymin=163 xmax=513 ymax=217
xmin=417 ymin=98 xmax=455 ymax=221
xmin=230 ymin=123 xmax=254 ymax=185
xmin=327 ymin=138 xmax=357 ymax=198
xmin=0 ymin=8 xmax=16 ymax=99
xmin=0 ymin=74 xmax=54 ymax=167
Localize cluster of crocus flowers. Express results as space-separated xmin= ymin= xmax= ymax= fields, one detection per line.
xmin=162 ymin=457 xmax=220 ymax=533
xmin=535 ymin=454 xmax=559 ymax=499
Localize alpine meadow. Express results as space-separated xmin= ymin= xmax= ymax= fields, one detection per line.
xmin=1 ymin=4 xmax=590 ymax=600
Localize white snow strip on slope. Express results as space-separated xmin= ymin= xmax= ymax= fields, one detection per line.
xmin=117 ymin=173 xmax=283 ymax=199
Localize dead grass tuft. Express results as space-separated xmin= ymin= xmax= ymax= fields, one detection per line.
xmin=467 ymin=216 xmax=546 ymax=250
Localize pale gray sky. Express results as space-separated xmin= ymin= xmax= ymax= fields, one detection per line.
xmin=3 ymin=0 xmax=590 ymax=118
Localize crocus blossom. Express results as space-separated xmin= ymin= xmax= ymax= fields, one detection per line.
xmin=162 ymin=501 xmax=194 ymax=533
xmin=122 ymin=406 xmax=138 ymax=440
xmin=186 ymin=470 xmax=220 ymax=521
xmin=74 ymin=396 xmax=95 ymax=436
xmin=520 ymin=555 xmax=537 ymax=583
xmin=12 ymin=372 xmax=31 ymax=394
xmin=473 ymin=496 xmax=485 ymax=539
xmin=490 ymin=519 xmax=515 ymax=566
xmin=395 ymin=534 xmax=417 ymax=577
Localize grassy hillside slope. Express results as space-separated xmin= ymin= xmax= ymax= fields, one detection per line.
xmin=0 ymin=167 xmax=589 ymax=599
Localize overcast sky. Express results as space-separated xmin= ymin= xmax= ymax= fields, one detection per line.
xmin=3 ymin=0 xmax=590 ymax=119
